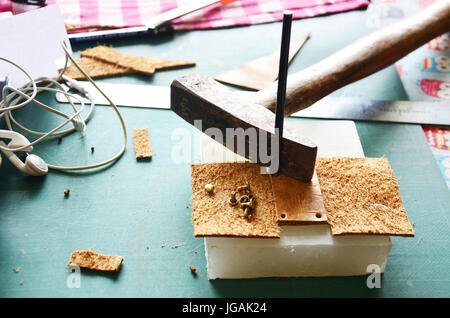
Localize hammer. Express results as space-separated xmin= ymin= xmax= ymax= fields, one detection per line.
xmin=171 ymin=1 xmax=450 ymax=182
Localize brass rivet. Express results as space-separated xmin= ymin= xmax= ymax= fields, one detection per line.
xmin=239 ymin=195 xmax=250 ymax=204
xmin=205 ymin=184 xmax=214 ymax=193
xmin=237 ymin=182 xmax=250 ymax=192
xmin=229 ymin=191 xmax=238 ymax=206
xmin=241 ymin=199 xmax=255 ymax=209
xmin=243 ymin=206 xmax=252 ymax=218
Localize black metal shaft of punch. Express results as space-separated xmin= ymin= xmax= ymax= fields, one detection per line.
xmin=274 ymin=11 xmax=292 ymax=173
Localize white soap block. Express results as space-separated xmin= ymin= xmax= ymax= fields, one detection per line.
xmin=205 ymin=226 xmax=391 ymax=279
xmin=198 ymin=120 xmax=392 ymax=279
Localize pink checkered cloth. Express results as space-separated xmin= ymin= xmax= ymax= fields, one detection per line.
xmin=0 ymin=0 xmax=369 ymax=31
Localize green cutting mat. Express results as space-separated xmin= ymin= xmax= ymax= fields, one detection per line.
xmin=0 ymin=10 xmax=449 ymax=297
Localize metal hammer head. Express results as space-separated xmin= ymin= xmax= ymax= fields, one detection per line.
xmin=171 ymin=72 xmax=317 ymax=182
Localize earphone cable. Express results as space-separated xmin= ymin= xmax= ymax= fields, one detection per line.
xmin=0 ymin=41 xmax=127 ymax=171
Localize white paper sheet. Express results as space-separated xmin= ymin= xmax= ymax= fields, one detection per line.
xmin=0 ymin=5 xmax=71 ymax=87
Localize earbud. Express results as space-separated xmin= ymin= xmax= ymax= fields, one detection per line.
xmin=1 ymin=150 xmax=48 ymax=176
xmin=0 ymin=45 xmax=127 ymax=173
xmin=0 ymin=135 xmax=48 ymax=176
xmin=24 ymin=154 xmax=48 ymax=176
xmin=72 ymin=117 xmax=86 ymax=133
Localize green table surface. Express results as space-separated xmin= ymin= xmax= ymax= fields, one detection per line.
xmin=1 ymin=10 xmax=449 ymax=298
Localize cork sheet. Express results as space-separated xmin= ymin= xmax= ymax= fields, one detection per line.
xmin=133 ymin=128 xmax=152 ymax=159
xmin=62 ymin=57 xmax=132 ymax=80
xmin=191 ymin=162 xmax=280 ymax=238
xmin=80 ymin=45 xmax=196 ymax=76
xmin=67 ymin=250 xmax=124 ymax=272
xmin=316 ymin=157 xmax=414 ymax=236
xmin=191 ymin=158 xmax=415 ymax=238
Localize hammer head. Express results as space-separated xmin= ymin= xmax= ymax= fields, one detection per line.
xmin=171 ymin=73 xmax=317 ymax=182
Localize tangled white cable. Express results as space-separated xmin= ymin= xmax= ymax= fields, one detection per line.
xmin=0 ymin=41 xmax=127 ymax=175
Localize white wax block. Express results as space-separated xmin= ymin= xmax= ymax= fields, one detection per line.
xmin=205 ymin=226 xmax=391 ymax=279
xmin=200 ymin=120 xmax=392 ymax=279
xmin=199 ymin=119 xmax=365 ymax=161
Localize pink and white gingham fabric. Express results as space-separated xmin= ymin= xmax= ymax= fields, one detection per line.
xmin=0 ymin=0 xmax=369 ymax=31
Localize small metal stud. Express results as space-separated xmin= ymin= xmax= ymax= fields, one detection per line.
xmin=205 ymin=183 xmax=214 ymax=193
xmin=229 ymin=191 xmax=238 ymax=206
xmin=239 ymin=195 xmax=250 ymax=203
xmin=243 ymin=206 xmax=252 ymax=219
xmin=243 ymin=207 xmax=250 ymax=218
xmin=237 ymin=182 xmax=250 ymax=192
xmin=241 ymin=199 xmax=255 ymax=209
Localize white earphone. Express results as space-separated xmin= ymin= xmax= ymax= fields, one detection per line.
xmin=0 ymin=145 xmax=48 ymax=176
xmin=0 ymin=41 xmax=128 ymax=176
xmin=0 ymin=130 xmax=48 ymax=176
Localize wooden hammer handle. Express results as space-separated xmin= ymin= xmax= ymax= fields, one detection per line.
xmin=255 ymin=0 xmax=450 ymax=116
